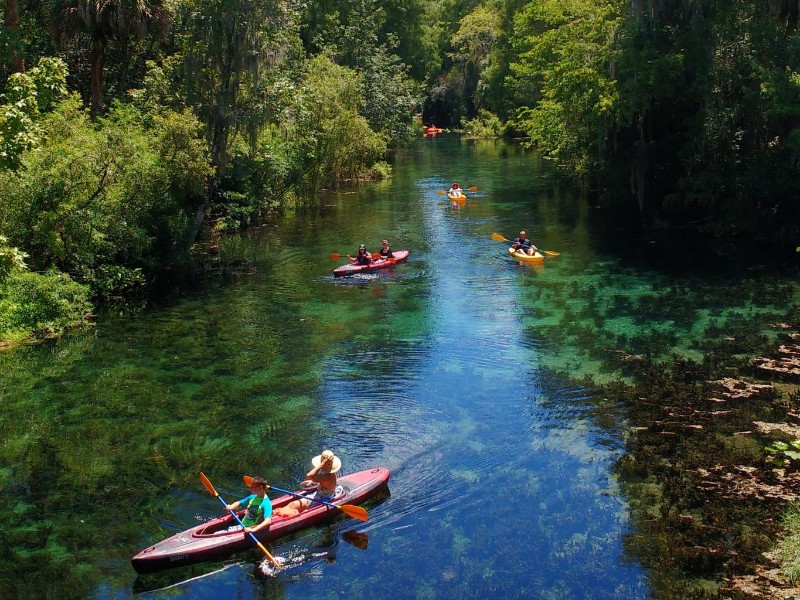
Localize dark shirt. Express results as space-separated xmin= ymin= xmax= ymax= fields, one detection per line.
xmin=513 ymin=237 xmax=532 ymax=250
xmin=355 ymin=251 xmax=370 ymax=265
xmin=379 ymin=247 xmax=393 ymax=258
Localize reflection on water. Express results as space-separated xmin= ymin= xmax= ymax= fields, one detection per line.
xmin=2 ymin=138 xmax=796 ymax=599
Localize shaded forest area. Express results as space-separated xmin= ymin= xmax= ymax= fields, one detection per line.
xmin=1 ymin=0 xmax=800 ymax=337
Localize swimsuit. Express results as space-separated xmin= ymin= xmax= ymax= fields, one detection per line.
xmin=310 ymin=485 xmax=343 ymax=502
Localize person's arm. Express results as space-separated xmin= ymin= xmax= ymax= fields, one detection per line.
xmin=224 ymin=498 xmax=243 ymax=511
xmin=246 ymin=516 xmax=271 ymax=534
xmin=305 ymin=454 xmax=334 ymax=481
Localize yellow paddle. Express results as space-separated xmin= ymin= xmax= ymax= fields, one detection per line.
xmin=491 ymin=233 xmax=560 ymax=257
xmin=437 ymin=186 xmax=478 ymax=195
xmin=199 ymin=472 xmax=281 ymax=568
xmin=243 ymin=475 xmax=368 ymax=522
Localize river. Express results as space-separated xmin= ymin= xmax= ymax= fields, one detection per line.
xmin=1 ymin=136 xmax=797 ymax=599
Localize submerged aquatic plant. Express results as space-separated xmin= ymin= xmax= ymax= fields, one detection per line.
xmin=776 ymin=502 xmax=800 ymax=585
xmin=605 ymin=324 xmax=800 ymax=596
xmin=765 ymin=440 xmax=800 ymax=465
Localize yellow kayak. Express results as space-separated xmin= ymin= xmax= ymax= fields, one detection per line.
xmin=508 ymin=246 xmax=544 ymax=263
xmin=448 ymin=192 xmax=466 ymax=203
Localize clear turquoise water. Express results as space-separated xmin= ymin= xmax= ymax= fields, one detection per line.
xmin=1 ymin=136 xmax=796 ymax=599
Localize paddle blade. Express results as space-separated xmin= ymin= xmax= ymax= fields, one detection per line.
xmin=330 ymin=253 xmax=342 ymax=260
xmin=543 ymin=250 xmax=560 ymax=257
xmin=339 ymin=504 xmax=369 ymax=521
xmin=491 ymin=233 xmax=508 ymax=243
xmin=243 ymin=475 xmax=254 ymax=487
xmin=200 ymin=472 xmax=218 ymax=498
xmin=467 ymin=186 xmax=478 ymax=191
xmin=437 ymin=190 xmax=447 ymax=195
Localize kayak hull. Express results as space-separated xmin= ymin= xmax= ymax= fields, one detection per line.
xmin=447 ymin=193 xmax=466 ymax=203
xmin=333 ymin=250 xmax=409 ymax=278
xmin=131 ymin=467 xmax=391 ymax=574
xmin=508 ymin=246 xmax=544 ymax=263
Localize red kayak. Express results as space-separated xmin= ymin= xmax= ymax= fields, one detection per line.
xmin=424 ymin=127 xmax=442 ymax=135
xmin=333 ymin=250 xmax=409 ymax=278
xmin=131 ymin=467 xmax=391 ymax=574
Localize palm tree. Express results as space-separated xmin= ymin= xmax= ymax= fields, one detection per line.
xmin=45 ymin=0 xmax=168 ymax=113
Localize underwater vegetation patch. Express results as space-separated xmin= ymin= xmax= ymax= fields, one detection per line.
xmin=595 ymin=321 xmax=800 ymax=597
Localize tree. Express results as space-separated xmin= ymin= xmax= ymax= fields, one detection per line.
xmin=509 ymin=0 xmax=623 ymax=174
xmin=44 ymin=0 xmax=169 ymax=113
xmin=176 ymin=0 xmax=301 ymax=174
xmin=0 ymin=234 xmax=26 ymax=280
xmin=5 ymin=0 xmax=24 ymax=73
xmin=0 ymin=56 xmax=67 ymax=169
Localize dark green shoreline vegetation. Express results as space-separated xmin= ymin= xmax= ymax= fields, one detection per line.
xmin=582 ymin=325 xmax=800 ymax=597
xmin=4 ymin=1 xmax=800 ymax=343
xmin=0 ymin=1 xmax=421 ymax=347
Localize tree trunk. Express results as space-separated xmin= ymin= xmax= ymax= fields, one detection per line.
xmin=89 ymin=35 xmax=106 ymax=113
xmin=5 ymin=0 xmax=24 ymax=73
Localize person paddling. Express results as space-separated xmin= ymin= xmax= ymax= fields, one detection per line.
xmin=377 ymin=239 xmax=393 ymax=260
xmin=273 ymin=450 xmax=343 ymax=518
xmin=224 ymin=475 xmax=272 ymax=534
xmin=511 ymin=230 xmax=538 ymax=256
xmin=448 ymin=182 xmax=463 ymax=198
xmin=347 ymin=244 xmax=372 ymax=265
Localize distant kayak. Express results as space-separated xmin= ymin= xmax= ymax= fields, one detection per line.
xmin=508 ymin=246 xmax=544 ymax=263
xmin=424 ymin=127 xmax=442 ymax=135
xmin=333 ymin=250 xmax=409 ymax=278
xmin=131 ymin=467 xmax=391 ymax=574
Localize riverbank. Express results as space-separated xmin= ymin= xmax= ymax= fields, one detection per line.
xmin=602 ymin=321 xmax=800 ymax=597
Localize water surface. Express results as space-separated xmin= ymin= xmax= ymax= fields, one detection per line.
xmin=2 ymin=136 xmax=796 ymax=599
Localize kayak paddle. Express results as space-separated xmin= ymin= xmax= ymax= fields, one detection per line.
xmin=437 ymin=186 xmax=478 ymax=195
xmin=199 ymin=472 xmax=282 ymax=568
xmin=330 ymin=253 xmax=396 ymax=265
xmin=342 ymin=529 xmax=369 ymax=550
xmin=491 ymin=232 xmax=560 ymax=257
xmin=243 ymin=475 xmax=368 ymax=522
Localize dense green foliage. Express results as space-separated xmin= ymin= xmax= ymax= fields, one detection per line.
xmin=0 ymin=0 xmax=426 ymax=342
xmin=2 ymin=0 xmax=800 ymax=340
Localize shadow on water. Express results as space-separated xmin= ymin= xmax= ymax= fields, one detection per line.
xmin=132 ymin=522 xmax=375 ymax=596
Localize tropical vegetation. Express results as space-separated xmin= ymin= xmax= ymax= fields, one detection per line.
xmin=2 ymin=0 xmax=800 ymax=592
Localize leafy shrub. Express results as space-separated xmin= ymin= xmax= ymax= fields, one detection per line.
xmin=0 ymin=270 xmax=91 ymax=341
xmin=370 ymin=161 xmax=393 ymax=179
xmin=461 ymin=109 xmax=505 ymax=138
xmin=0 ymin=97 xmax=211 ymax=297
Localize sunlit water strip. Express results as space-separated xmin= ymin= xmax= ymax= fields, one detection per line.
xmin=270 ymin=162 xmax=649 ymax=598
